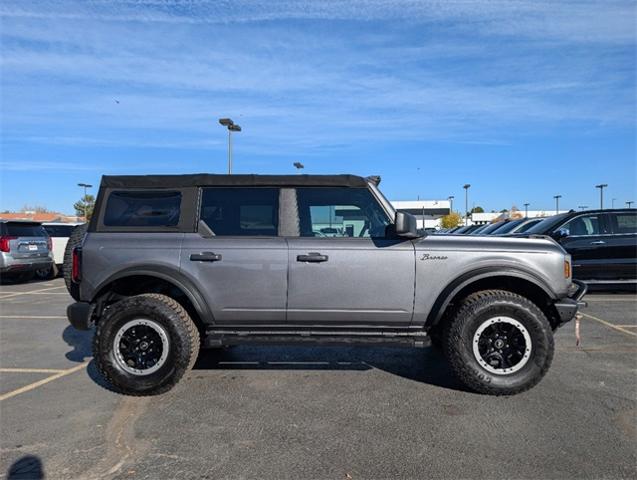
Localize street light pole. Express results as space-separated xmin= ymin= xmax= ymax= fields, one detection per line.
xmin=578 ymin=205 xmax=588 ymax=211
xmin=627 ymin=201 xmax=634 ymax=208
xmin=219 ymin=118 xmax=242 ymax=174
xmin=463 ymin=184 xmax=471 ymax=226
xmin=448 ymin=195 xmax=454 ymax=214
xmin=77 ymin=183 xmax=93 ymax=220
xmin=612 ymin=198 xmax=616 ymax=209
xmin=595 ymin=184 xmax=608 ymax=209
xmin=523 ymin=203 xmax=530 ymax=218
xmin=553 ymin=195 xmax=562 ymax=215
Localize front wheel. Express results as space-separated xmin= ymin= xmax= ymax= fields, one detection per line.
xmin=93 ymin=294 xmax=200 ymax=395
xmin=443 ymin=290 xmax=554 ymax=395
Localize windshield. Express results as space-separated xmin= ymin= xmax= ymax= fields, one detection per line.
xmin=479 ymin=222 xmax=506 ymax=235
xmin=524 ymin=213 xmax=569 ymax=235
xmin=515 ymin=218 xmax=543 ymax=233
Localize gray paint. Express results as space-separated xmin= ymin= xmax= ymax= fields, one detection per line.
xmin=79 ymin=180 xmax=574 ymax=330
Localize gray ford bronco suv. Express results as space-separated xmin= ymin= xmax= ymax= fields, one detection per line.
xmin=66 ymin=174 xmax=586 ymax=396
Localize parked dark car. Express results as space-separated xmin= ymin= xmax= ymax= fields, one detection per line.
xmin=495 ymin=217 xmax=545 ymax=235
xmin=451 ymin=224 xmax=482 ymax=234
xmin=472 ymin=220 xmax=509 ymax=235
xmin=517 ymin=209 xmax=637 ymax=285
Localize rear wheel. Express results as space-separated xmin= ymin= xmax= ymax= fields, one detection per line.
xmin=35 ymin=263 xmax=58 ymax=280
xmin=63 ymin=224 xmax=87 ymax=301
xmin=93 ymin=293 xmax=200 ymax=395
xmin=443 ymin=290 xmax=554 ymax=395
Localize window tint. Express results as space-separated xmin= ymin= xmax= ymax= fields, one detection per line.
xmin=200 ymin=188 xmax=279 ymax=236
xmin=516 ymin=218 xmax=543 ymax=233
xmin=104 ymin=191 xmax=181 ymax=227
xmin=559 ymin=214 xmax=603 ymax=236
xmin=4 ymin=223 xmax=47 ymax=237
xmin=612 ymin=212 xmax=637 ymax=234
xmin=296 ymin=187 xmax=390 ymax=238
xmin=43 ymin=225 xmax=75 ymax=237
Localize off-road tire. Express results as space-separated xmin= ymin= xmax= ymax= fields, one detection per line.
xmin=442 ymin=290 xmax=554 ymax=395
xmin=93 ymin=293 xmax=200 ymax=396
xmin=63 ymin=223 xmax=87 ymax=301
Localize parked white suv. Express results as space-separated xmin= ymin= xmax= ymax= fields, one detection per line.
xmin=41 ymin=222 xmax=82 ymax=277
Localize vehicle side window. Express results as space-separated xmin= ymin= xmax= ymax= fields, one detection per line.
xmin=559 ymin=214 xmax=603 ymax=236
xmin=296 ymin=187 xmax=390 ymax=238
xmin=104 ymin=191 xmax=181 ymax=227
xmin=200 ymin=187 xmax=279 ymax=236
xmin=611 ymin=212 xmax=637 ymax=234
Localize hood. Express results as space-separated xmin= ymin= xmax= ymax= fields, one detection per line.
xmin=415 ymin=233 xmax=566 ymax=255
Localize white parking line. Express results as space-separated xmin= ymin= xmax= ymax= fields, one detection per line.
xmin=0 ymin=367 xmax=66 ymax=373
xmin=0 ymin=362 xmax=89 ymax=401
xmin=582 ymin=313 xmax=637 ymax=338
xmin=0 ymin=285 xmax=66 ymax=299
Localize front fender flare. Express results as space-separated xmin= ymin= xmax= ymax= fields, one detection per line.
xmin=425 ymin=266 xmax=557 ymax=328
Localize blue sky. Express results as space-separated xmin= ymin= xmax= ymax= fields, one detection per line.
xmin=1 ymin=0 xmax=635 ymax=214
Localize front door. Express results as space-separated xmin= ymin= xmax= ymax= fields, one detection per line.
xmin=556 ymin=212 xmax=612 ymax=281
xmin=286 ymin=187 xmax=416 ymax=326
xmin=180 ymin=187 xmax=288 ymax=325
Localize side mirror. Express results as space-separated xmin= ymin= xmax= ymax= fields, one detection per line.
xmin=552 ymin=228 xmax=569 ymax=240
xmin=395 ymin=211 xmax=419 ymax=238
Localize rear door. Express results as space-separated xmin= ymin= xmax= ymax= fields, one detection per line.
xmin=555 ymin=213 xmax=612 ymax=280
xmin=286 ymin=187 xmax=415 ymax=326
xmin=180 ymin=187 xmax=288 ymax=325
xmin=606 ymin=211 xmax=637 ymax=281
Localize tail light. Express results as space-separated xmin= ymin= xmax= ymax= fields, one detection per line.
xmin=0 ymin=236 xmax=16 ymax=253
xmin=46 ymin=236 xmax=52 ymax=251
xmin=72 ymin=247 xmax=82 ymax=283
xmin=564 ymin=259 xmax=571 ymax=279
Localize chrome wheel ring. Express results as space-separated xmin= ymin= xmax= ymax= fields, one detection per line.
xmin=472 ymin=316 xmax=532 ymax=375
xmin=113 ymin=319 xmax=170 ymax=376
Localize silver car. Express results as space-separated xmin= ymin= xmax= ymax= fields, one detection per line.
xmin=0 ymin=220 xmax=54 ymax=282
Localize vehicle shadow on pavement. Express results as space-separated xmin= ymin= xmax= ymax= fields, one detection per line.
xmin=62 ymin=325 xmax=93 ymax=363
xmin=193 ymin=345 xmax=469 ymax=392
xmin=6 ymin=454 xmax=44 ymax=479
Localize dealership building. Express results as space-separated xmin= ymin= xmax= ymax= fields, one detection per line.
xmin=391 ymin=200 xmax=451 ymax=230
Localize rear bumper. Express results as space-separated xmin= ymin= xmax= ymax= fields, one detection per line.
xmin=0 ymin=259 xmax=53 ymax=274
xmin=67 ymin=302 xmax=94 ymax=330
xmin=553 ymin=280 xmax=588 ymax=327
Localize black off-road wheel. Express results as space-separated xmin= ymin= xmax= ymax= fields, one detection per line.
xmin=93 ymin=293 xmax=200 ymax=396
xmin=442 ymin=290 xmax=554 ymax=395
xmin=63 ymin=223 xmax=87 ymax=301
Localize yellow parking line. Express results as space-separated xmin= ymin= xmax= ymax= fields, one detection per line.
xmin=581 ymin=313 xmax=637 ymax=338
xmin=0 ymin=285 xmax=66 ymax=300
xmin=0 ymin=367 xmax=66 ymax=373
xmin=0 ymin=363 xmax=88 ymax=401
xmin=0 ymin=315 xmax=67 ymax=319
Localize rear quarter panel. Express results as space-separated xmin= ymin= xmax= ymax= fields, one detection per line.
xmin=80 ymin=232 xmax=184 ymax=301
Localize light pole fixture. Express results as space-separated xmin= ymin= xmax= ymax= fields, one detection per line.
xmin=627 ymin=201 xmax=634 ymax=208
xmin=595 ymin=184 xmax=608 ymax=209
xmin=463 ymin=184 xmax=471 ymax=226
xmin=553 ymin=195 xmax=562 ymax=215
xmin=293 ymin=162 xmax=304 ymax=171
xmin=523 ymin=203 xmax=530 ymax=218
xmin=578 ymin=205 xmax=588 ymax=211
xmin=218 ymin=118 xmax=242 ymax=174
xmin=77 ymin=183 xmax=93 ymax=220
xmin=448 ymin=195 xmax=454 ymax=214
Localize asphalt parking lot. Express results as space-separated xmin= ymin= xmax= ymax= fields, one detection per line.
xmin=1 ymin=277 xmax=635 ymax=479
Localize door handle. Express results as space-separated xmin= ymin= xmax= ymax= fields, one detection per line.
xmin=190 ymin=252 xmax=222 ymax=262
xmin=589 ymin=240 xmax=606 ymax=245
xmin=297 ymin=252 xmax=329 ymax=263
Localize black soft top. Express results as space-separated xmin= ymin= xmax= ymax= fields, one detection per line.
xmin=100 ymin=173 xmax=371 ymax=189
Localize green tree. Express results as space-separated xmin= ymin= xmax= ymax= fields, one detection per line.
xmin=471 ymin=206 xmax=484 ymax=213
xmin=74 ymin=194 xmax=95 ymax=220
xmin=440 ymin=212 xmax=463 ymax=229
